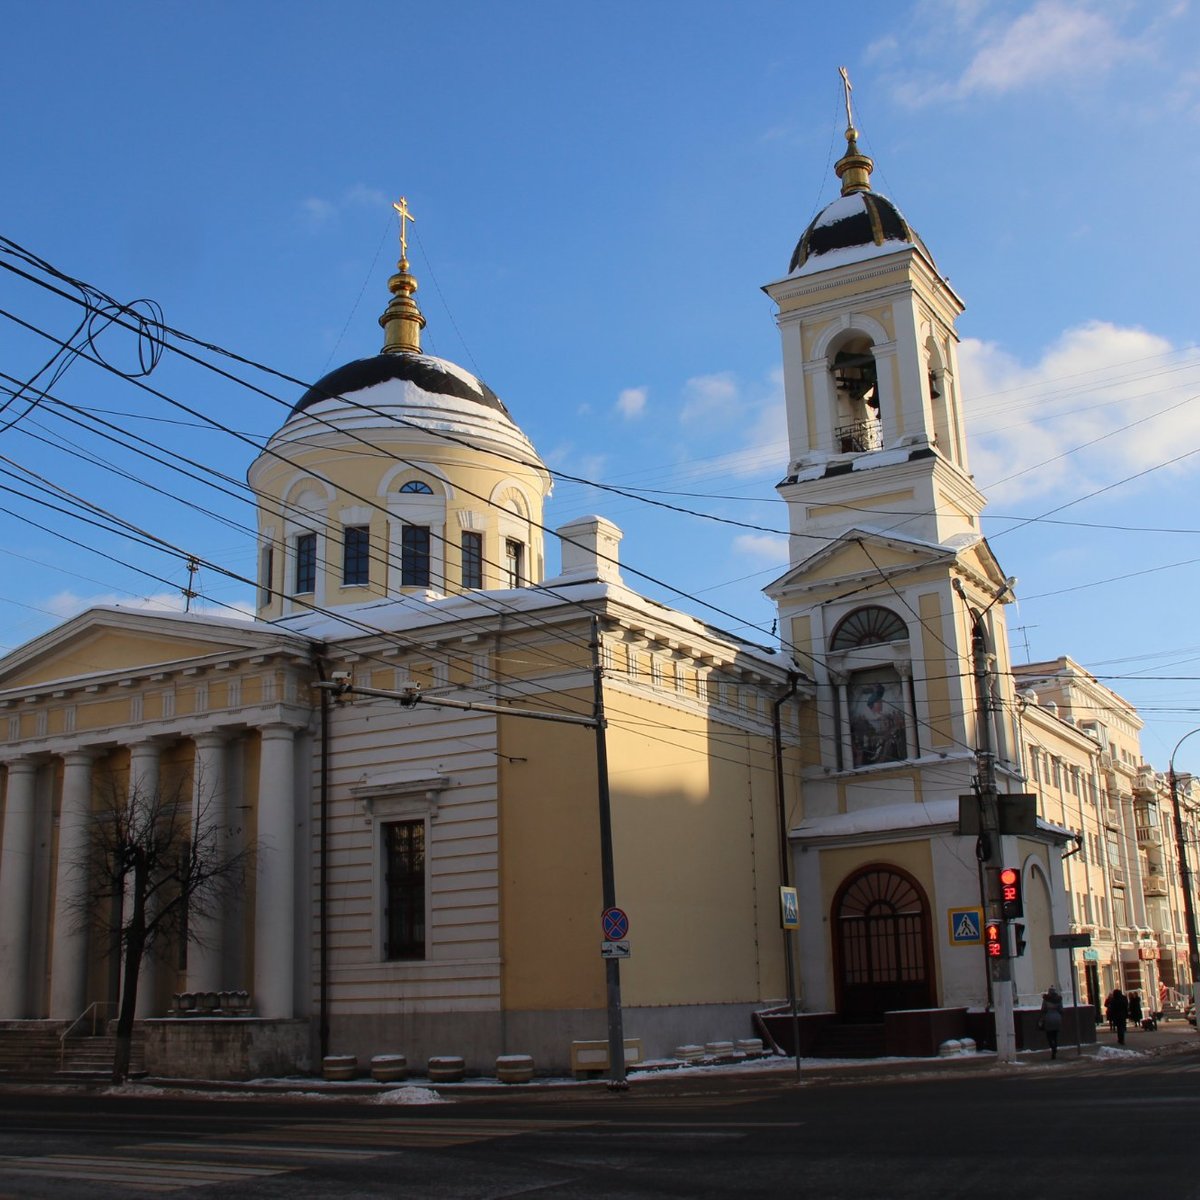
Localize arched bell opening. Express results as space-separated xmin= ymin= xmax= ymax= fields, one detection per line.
xmin=830 ymin=339 xmax=881 ymax=453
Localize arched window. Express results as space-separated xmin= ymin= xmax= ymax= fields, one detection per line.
xmin=399 ymin=480 xmax=434 ymax=494
xmin=830 ymin=606 xmax=908 ymax=650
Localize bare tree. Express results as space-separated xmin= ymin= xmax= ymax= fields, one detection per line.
xmin=76 ymin=768 xmax=251 ymax=1083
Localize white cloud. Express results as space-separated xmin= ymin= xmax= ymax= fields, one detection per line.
xmin=961 ymin=321 xmax=1200 ymax=505
xmin=733 ymin=533 xmax=789 ymax=563
xmin=300 ymin=185 xmax=392 ymax=230
xmin=616 ymin=387 xmax=647 ymax=420
xmin=890 ymin=0 xmax=1149 ymax=107
xmin=679 ymin=372 xmax=741 ymax=425
xmin=956 ymin=2 xmax=1128 ymax=96
xmin=43 ymin=590 xmax=255 ymax=622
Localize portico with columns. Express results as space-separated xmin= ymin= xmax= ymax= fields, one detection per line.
xmin=0 ymin=607 xmax=314 ymax=1029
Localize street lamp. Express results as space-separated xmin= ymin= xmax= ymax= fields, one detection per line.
xmin=1168 ymin=728 xmax=1200 ymax=1023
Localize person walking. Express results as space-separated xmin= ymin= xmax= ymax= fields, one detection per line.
xmin=1040 ymin=985 xmax=1065 ymax=1059
xmin=1109 ymin=987 xmax=1129 ymax=1044
xmin=1129 ymin=992 xmax=1143 ymax=1029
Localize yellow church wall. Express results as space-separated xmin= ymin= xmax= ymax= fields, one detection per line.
xmin=604 ymin=692 xmax=784 ymax=1008
xmin=917 ymin=591 xmax=955 ymax=749
xmin=807 ymin=490 xmax=915 ymax=522
xmin=498 ymin=699 xmax=605 ymax=1012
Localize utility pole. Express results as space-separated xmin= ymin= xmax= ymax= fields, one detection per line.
xmin=1168 ymin=729 xmax=1200 ymax=1021
xmin=957 ymin=578 xmax=1016 ymax=1062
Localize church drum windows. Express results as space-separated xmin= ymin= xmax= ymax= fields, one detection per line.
xmin=383 ymin=819 xmax=426 ymax=960
xmin=461 ymin=531 xmax=483 ymax=590
xmin=342 ymin=525 xmax=370 ymax=587
xmin=505 ymin=538 xmax=524 ymax=588
xmin=401 ymin=525 xmax=431 ymax=587
xmin=294 ymin=531 xmax=317 ymax=594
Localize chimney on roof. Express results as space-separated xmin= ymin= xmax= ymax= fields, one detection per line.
xmin=555 ymin=516 xmax=623 ymax=585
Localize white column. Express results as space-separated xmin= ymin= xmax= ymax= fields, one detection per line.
xmin=0 ymin=759 xmax=39 ymax=1017
xmin=127 ymin=741 xmax=161 ymax=1019
xmin=254 ymin=724 xmax=297 ymax=1018
xmin=49 ymin=750 xmax=95 ymax=1019
xmin=187 ymin=733 xmax=227 ymax=995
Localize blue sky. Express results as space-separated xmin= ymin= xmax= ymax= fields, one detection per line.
xmin=2 ymin=0 xmax=1199 ymax=772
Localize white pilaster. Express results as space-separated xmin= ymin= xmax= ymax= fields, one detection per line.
xmin=187 ymin=732 xmax=227 ymax=994
xmin=254 ymin=724 xmax=297 ymax=1018
xmin=49 ymin=750 xmax=95 ymax=1019
xmin=0 ymin=759 xmax=40 ymax=1017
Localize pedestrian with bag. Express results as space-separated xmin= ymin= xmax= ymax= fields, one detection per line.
xmin=1039 ymin=985 xmax=1065 ymax=1059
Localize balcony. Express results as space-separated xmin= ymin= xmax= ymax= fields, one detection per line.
xmin=833 ymin=417 xmax=883 ymax=454
xmin=1144 ymin=874 xmax=1169 ymax=896
xmin=1136 ymin=825 xmax=1162 ymax=847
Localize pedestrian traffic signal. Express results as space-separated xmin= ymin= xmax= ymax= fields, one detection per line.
xmin=986 ymin=922 xmax=1004 ymax=958
xmin=1011 ymin=921 xmax=1027 ymax=957
xmin=999 ymin=867 xmax=1023 ymax=919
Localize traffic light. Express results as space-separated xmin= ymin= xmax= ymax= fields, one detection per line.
xmin=1000 ymin=867 xmax=1023 ymax=919
xmin=985 ymin=921 xmax=1005 ymax=958
xmin=1011 ymin=921 xmax=1027 ymax=957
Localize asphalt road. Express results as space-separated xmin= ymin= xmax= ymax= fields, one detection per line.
xmin=1 ymin=1048 xmax=1197 ymax=1198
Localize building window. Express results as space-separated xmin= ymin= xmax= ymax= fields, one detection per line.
xmin=259 ymin=544 xmax=274 ymax=608
xmin=399 ymin=480 xmax=434 ymax=494
xmin=830 ymin=605 xmax=907 ymax=650
xmin=401 ymin=525 xmax=431 ymax=587
xmin=505 ymin=538 xmax=524 ymax=588
xmin=383 ymin=819 xmax=425 ymax=960
xmin=295 ymin=531 xmax=316 ymax=594
xmin=1028 ymin=749 xmax=1040 ymax=783
xmin=343 ymin=525 xmax=370 ymax=587
xmin=461 ymin=531 xmax=483 ymax=589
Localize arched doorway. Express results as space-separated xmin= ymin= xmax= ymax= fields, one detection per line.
xmin=833 ymin=865 xmax=935 ymax=1022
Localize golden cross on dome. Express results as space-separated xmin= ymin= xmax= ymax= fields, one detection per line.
xmin=393 ymin=196 xmax=415 ymax=259
xmin=838 ymin=65 xmax=855 ymax=130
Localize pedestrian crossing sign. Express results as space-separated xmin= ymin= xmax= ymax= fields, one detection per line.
xmin=948 ymin=907 xmax=984 ymax=945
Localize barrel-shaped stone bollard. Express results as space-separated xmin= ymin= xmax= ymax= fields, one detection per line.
xmin=371 ymin=1054 xmax=409 ymax=1082
xmin=322 ymin=1054 xmax=358 ymax=1080
xmin=427 ymin=1055 xmax=466 ymax=1083
xmin=495 ymin=1054 xmax=534 ymax=1084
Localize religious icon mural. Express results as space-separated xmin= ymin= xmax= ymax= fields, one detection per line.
xmin=848 ymin=669 xmax=907 ymax=767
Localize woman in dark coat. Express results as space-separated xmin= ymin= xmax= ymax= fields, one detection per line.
xmin=1109 ymin=987 xmax=1129 ymax=1044
xmin=1040 ymin=985 xmax=1065 ymax=1059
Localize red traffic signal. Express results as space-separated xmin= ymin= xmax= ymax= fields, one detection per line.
xmin=985 ymin=922 xmax=1004 ymax=958
xmin=1000 ymin=867 xmax=1023 ymax=919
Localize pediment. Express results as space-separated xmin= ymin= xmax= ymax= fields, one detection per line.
xmin=0 ymin=606 xmax=307 ymax=692
xmin=765 ymin=528 xmax=957 ymax=600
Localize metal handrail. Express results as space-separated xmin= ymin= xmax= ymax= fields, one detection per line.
xmin=58 ymin=1000 xmax=116 ymax=1069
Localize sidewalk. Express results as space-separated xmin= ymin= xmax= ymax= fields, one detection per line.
xmin=3 ymin=1020 xmax=1195 ymax=1100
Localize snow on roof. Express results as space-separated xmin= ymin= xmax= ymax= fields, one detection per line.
xmin=271 ymin=579 xmax=785 ymax=670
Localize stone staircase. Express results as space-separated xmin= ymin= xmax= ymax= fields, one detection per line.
xmin=0 ymin=1020 xmax=145 ymax=1079
xmin=809 ymin=1022 xmax=887 ymax=1059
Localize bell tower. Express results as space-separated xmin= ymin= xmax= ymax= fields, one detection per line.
xmin=763 ymin=78 xmax=1020 ymax=798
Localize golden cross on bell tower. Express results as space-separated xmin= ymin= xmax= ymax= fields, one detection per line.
xmin=393 ymin=196 xmax=415 ymax=259
xmin=838 ymin=65 xmax=855 ymax=132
